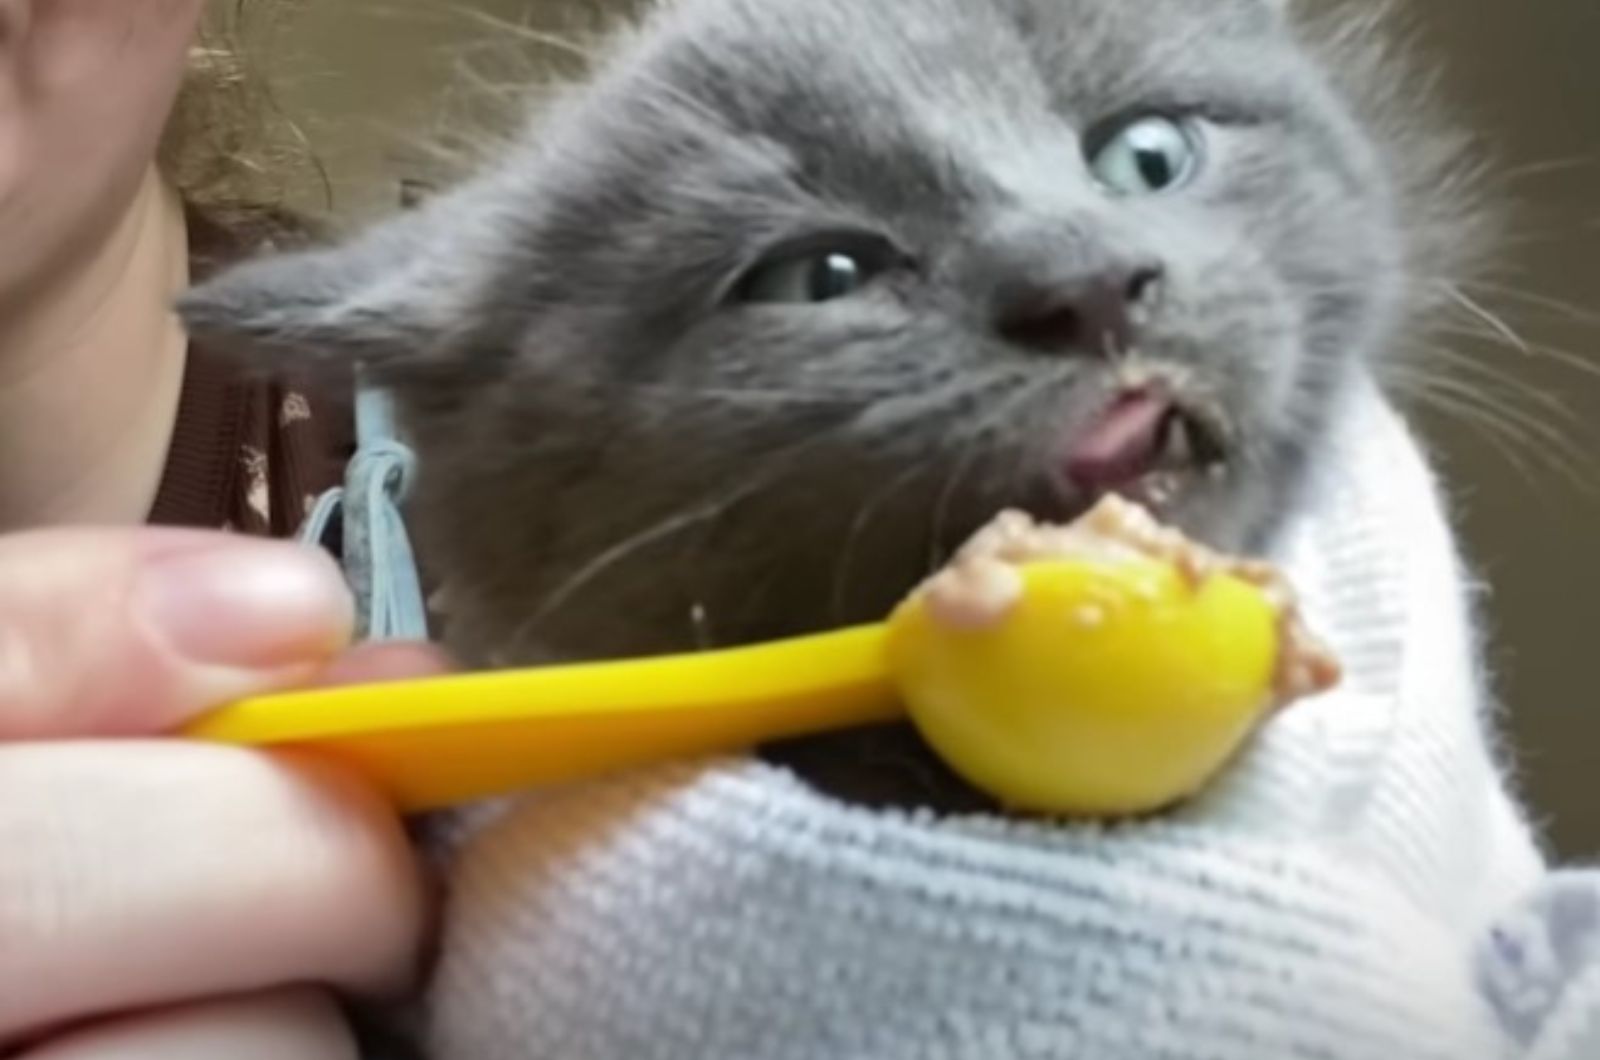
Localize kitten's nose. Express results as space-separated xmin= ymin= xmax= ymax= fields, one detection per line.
xmin=996 ymin=265 xmax=1163 ymax=357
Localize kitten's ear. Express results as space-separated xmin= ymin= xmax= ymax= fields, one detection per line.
xmin=178 ymin=210 xmax=472 ymax=375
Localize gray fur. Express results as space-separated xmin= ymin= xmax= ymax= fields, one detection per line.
xmin=181 ymin=0 xmax=1475 ymax=801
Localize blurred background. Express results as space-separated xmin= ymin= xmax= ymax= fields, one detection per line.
xmin=254 ymin=0 xmax=1600 ymax=856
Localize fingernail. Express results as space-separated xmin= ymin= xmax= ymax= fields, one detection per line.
xmin=136 ymin=541 xmax=355 ymax=668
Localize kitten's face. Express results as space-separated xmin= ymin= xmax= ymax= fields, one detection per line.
xmin=184 ymin=0 xmax=1409 ymax=680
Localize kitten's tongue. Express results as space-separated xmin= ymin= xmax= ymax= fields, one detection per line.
xmin=1065 ymin=391 xmax=1173 ymax=493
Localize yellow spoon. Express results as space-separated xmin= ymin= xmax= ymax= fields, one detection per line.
xmin=184 ymin=525 xmax=1328 ymax=817
xmin=185 ymin=622 xmax=900 ymax=813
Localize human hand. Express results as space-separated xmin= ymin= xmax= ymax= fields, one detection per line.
xmin=0 ymin=528 xmax=443 ymax=1059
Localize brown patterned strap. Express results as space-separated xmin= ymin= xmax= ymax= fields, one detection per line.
xmin=147 ymin=340 xmax=354 ymax=539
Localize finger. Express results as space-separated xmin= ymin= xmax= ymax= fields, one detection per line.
xmin=21 ymin=988 xmax=358 ymax=1060
xmin=313 ymin=640 xmax=455 ymax=688
xmin=0 ymin=528 xmax=354 ymax=739
xmin=0 ymin=743 xmax=425 ymax=1041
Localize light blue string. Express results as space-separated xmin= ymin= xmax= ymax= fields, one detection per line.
xmin=298 ymin=381 xmax=430 ymax=643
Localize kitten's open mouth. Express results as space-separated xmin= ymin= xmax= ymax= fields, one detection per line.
xmin=762 ymin=387 xmax=1232 ymax=817
xmin=1061 ymin=386 xmax=1229 ymax=512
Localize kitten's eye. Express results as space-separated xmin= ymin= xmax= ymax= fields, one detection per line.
xmin=735 ymin=240 xmax=896 ymax=305
xmin=1087 ymin=115 xmax=1203 ymax=196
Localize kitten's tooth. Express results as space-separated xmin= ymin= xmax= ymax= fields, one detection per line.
xmin=1144 ymin=473 xmax=1177 ymax=506
xmin=1161 ymin=416 xmax=1195 ymax=468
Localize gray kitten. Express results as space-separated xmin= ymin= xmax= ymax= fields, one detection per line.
xmin=181 ymin=0 xmax=1480 ymax=809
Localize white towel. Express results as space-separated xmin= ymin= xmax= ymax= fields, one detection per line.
xmin=414 ymin=375 xmax=1583 ymax=1060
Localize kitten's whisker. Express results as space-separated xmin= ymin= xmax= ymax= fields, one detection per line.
xmin=1401 ymin=370 xmax=1537 ymax=450
xmin=1416 ymin=365 xmax=1576 ymax=454
xmin=518 ymin=378 xmax=978 ymax=641
xmin=1405 ymin=342 xmax=1582 ymax=424
xmin=468 ymin=17 xmax=742 ymax=141
xmin=1438 ymin=283 xmax=1532 ymax=355
xmin=450 ymin=10 xmax=609 ymax=65
xmin=851 ymin=376 xmax=992 ymax=434
xmin=823 ymin=372 xmax=1047 ymax=616
xmin=367 ymin=1 xmax=760 ymax=191
xmin=828 ymin=459 xmax=938 ymax=624
xmin=927 ymin=457 xmax=976 ymax=572
xmin=519 ymin=431 xmax=834 ymax=639
xmin=529 ymin=500 xmax=745 ymax=629
xmin=1453 ymin=279 xmax=1600 ymax=329
xmin=1499 ymin=153 xmax=1600 ymax=184
xmin=1434 ymin=322 xmax=1600 ymax=385
xmin=927 ymin=377 xmax=1049 ymax=571
xmin=615 ymin=382 xmax=866 ymax=408
xmin=1391 ymin=345 xmax=1597 ymax=492
xmin=1400 ymin=378 xmax=1549 ymax=487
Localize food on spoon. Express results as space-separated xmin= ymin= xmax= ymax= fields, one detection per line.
xmin=886 ymin=495 xmax=1340 ymax=816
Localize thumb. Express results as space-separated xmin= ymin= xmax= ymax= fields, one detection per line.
xmin=0 ymin=528 xmax=354 ymax=739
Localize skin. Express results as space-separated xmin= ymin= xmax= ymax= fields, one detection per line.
xmin=0 ymin=2 xmax=436 ymax=1055
xmin=0 ymin=0 xmax=197 ymax=529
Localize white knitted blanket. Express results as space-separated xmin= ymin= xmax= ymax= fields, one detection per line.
xmin=414 ymin=377 xmax=1600 ymax=1060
